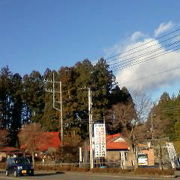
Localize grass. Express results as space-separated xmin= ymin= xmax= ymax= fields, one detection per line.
xmin=34 ymin=164 xmax=174 ymax=176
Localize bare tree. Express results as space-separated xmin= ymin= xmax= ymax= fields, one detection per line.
xmin=106 ymin=102 xmax=136 ymax=135
xmin=18 ymin=123 xmax=44 ymax=166
xmin=127 ymin=92 xmax=152 ymax=156
xmin=0 ymin=130 xmax=9 ymax=146
xmin=132 ymin=91 xmax=152 ymax=122
xmin=58 ymin=131 xmax=82 ymax=162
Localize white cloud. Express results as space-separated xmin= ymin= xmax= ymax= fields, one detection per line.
xmin=115 ymin=39 xmax=180 ymax=93
xmin=103 ymin=32 xmax=146 ymax=60
xmin=130 ymin=31 xmax=145 ymax=41
xmin=154 ymin=21 xmax=174 ymax=37
xmin=104 ymin=22 xmax=180 ymax=94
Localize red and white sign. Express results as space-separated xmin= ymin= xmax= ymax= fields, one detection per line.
xmin=94 ymin=123 xmax=106 ymax=158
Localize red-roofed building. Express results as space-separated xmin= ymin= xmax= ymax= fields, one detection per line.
xmin=0 ymin=147 xmax=22 ymax=161
xmin=19 ymin=132 xmax=61 ymax=163
xmin=84 ymin=133 xmax=135 ymax=168
xmin=20 ymin=132 xmax=61 ymax=153
xmin=105 ymin=133 xmax=133 ymax=167
xmin=37 ymin=132 xmax=61 ymax=152
xmin=106 ymin=133 xmax=129 ymax=150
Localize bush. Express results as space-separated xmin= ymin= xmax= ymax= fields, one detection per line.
xmin=0 ymin=162 xmax=5 ymax=169
xmin=34 ymin=164 xmax=174 ymax=177
xmin=34 ymin=164 xmax=89 ymax=172
xmin=91 ymin=168 xmax=131 ymax=174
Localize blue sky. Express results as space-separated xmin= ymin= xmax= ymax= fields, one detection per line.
xmin=0 ymin=0 xmax=180 ymax=99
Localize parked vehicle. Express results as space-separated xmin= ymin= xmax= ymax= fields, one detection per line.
xmin=137 ymin=153 xmax=148 ymax=166
xmin=175 ymin=157 xmax=180 ymax=170
xmin=5 ymin=157 xmax=34 ymax=177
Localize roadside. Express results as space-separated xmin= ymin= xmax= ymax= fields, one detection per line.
xmin=34 ymin=170 xmax=180 ymax=179
xmin=0 ymin=168 xmax=179 ymax=179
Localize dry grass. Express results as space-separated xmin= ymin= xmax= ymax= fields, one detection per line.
xmin=34 ymin=164 xmax=89 ymax=172
xmin=0 ymin=163 xmax=5 ymax=169
xmin=134 ymin=168 xmax=174 ymax=176
xmin=34 ymin=164 xmax=174 ymax=176
xmin=174 ymin=141 xmax=180 ymax=154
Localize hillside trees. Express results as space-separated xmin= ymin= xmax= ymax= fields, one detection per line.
xmin=0 ymin=67 xmax=24 ymax=145
xmin=8 ymin=73 xmax=23 ymax=146
xmin=0 ymin=67 xmax=46 ymax=146
xmin=41 ymin=69 xmax=59 ymax=131
xmin=22 ymin=71 xmax=45 ymax=124
xmin=61 ymin=61 xmax=92 ymax=137
xmin=106 ymin=86 xmax=137 ymax=135
xmin=0 ymin=58 xmax=137 ymax=144
xmin=0 ymin=67 xmax=12 ymax=129
xmin=91 ymin=58 xmax=115 ymax=121
xmin=147 ymin=92 xmax=180 ymax=140
xmin=42 ymin=59 xmax=117 ymax=137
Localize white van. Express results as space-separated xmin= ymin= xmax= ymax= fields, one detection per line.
xmin=137 ymin=153 xmax=148 ymax=166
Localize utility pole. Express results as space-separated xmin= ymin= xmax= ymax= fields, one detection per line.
xmin=59 ymin=81 xmax=63 ymax=146
xmin=150 ymin=112 xmax=154 ymax=142
xmin=88 ymin=88 xmax=94 ymax=169
xmin=45 ymin=73 xmax=63 ymax=146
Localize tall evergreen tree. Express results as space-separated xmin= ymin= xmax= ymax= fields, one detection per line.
xmin=41 ymin=69 xmax=59 ymax=131
xmin=91 ymin=58 xmax=115 ymax=121
xmin=147 ymin=91 xmax=180 ymax=140
xmin=0 ymin=66 xmax=12 ymax=129
xmin=22 ymin=71 xmax=45 ymax=124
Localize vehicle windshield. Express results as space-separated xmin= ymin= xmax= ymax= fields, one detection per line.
xmin=15 ymin=158 xmax=30 ymax=164
xmin=138 ymin=154 xmax=147 ymax=159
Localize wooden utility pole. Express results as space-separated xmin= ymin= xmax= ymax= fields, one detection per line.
xmin=150 ymin=112 xmax=154 ymax=142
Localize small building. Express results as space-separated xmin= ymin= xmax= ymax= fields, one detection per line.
xmin=36 ymin=132 xmax=61 ymax=162
xmin=0 ymin=147 xmax=22 ymax=161
xmin=20 ymin=132 xmax=61 ymax=162
xmin=105 ymin=133 xmax=135 ymax=168
xmin=137 ymin=143 xmax=155 ymax=166
xmin=36 ymin=132 xmax=61 ymax=152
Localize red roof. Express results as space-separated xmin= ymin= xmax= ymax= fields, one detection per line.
xmin=37 ymin=132 xmax=61 ymax=152
xmin=0 ymin=147 xmax=19 ymax=152
xmin=106 ymin=133 xmax=129 ymax=150
xmin=87 ymin=133 xmax=129 ymax=151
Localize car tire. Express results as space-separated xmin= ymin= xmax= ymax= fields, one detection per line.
xmin=14 ymin=170 xmax=18 ymax=177
xmin=5 ymin=170 xmax=9 ymax=176
xmin=29 ymin=170 xmax=34 ymax=176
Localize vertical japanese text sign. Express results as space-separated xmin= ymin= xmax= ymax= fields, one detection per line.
xmin=94 ymin=124 xmax=106 ymax=158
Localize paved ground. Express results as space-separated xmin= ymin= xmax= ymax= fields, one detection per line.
xmin=0 ymin=171 xmax=179 ymax=180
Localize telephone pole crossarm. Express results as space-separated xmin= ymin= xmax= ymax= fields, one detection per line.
xmin=45 ymin=73 xmax=63 ymax=146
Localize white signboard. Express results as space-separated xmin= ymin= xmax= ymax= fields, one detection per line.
xmin=94 ymin=123 xmax=106 ymax=158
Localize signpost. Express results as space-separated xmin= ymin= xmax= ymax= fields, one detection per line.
xmin=94 ymin=123 xmax=106 ymax=158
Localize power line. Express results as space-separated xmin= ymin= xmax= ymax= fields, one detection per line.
xmin=112 ymin=43 xmax=180 ymax=71
xmin=110 ymin=40 xmax=180 ymax=67
xmin=118 ymin=65 xmax=180 ymax=85
xmin=108 ymin=33 xmax=180 ymax=64
xmin=105 ymin=28 xmax=180 ymax=61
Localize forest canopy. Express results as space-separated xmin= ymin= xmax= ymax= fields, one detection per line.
xmin=0 ymin=59 xmax=136 ymax=145
xmin=0 ymin=58 xmax=179 ymax=147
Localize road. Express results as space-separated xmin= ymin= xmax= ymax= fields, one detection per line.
xmin=0 ymin=171 xmax=179 ymax=180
